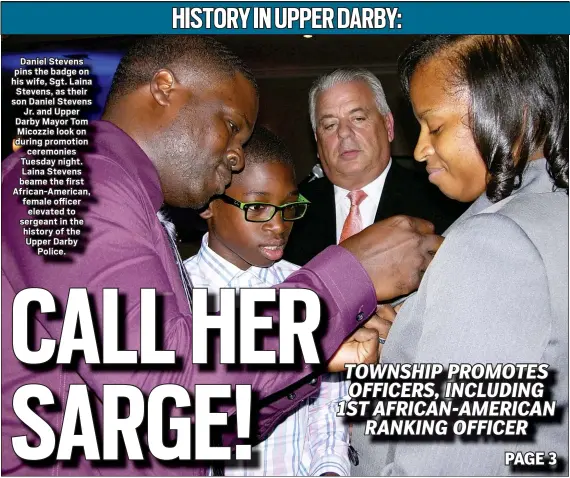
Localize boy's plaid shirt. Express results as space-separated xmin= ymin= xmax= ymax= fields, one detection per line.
xmin=184 ymin=233 xmax=351 ymax=476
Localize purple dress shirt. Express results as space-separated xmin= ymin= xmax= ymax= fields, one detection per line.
xmin=1 ymin=120 xmax=376 ymax=475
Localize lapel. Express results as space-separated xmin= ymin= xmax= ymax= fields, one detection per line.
xmin=318 ymin=177 xmax=338 ymax=245
xmin=300 ymin=176 xmax=337 ymax=246
xmin=374 ymin=162 xmax=406 ymax=222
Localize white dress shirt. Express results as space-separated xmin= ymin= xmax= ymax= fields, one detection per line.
xmin=184 ymin=233 xmax=351 ymax=476
xmin=334 ymin=159 xmax=392 ymax=243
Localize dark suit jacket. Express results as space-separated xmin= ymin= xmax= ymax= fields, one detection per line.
xmin=284 ymin=161 xmax=469 ymax=266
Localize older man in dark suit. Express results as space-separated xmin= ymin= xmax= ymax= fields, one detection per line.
xmin=285 ymin=68 xmax=467 ymax=266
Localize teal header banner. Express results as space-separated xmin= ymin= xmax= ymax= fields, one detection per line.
xmin=2 ymin=1 xmax=569 ymax=35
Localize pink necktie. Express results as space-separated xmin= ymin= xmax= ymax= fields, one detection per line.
xmin=339 ymin=190 xmax=367 ymax=242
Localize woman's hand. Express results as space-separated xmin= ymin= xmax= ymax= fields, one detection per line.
xmin=327 ymin=326 xmax=381 ymax=370
xmin=327 ymin=304 xmax=399 ymax=371
xmin=393 ymin=301 xmax=405 ymax=313
xmin=367 ymin=304 xmax=397 ymax=350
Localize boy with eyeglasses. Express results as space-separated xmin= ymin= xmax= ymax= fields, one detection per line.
xmin=184 ymin=126 xmax=351 ymax=476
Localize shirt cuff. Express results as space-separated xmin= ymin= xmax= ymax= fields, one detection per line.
xmin=310 ymin=453 xmax=351 ymax=476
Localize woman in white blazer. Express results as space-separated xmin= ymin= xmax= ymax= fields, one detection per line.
xmin=351 ymin=36 xmax=568 ymax=476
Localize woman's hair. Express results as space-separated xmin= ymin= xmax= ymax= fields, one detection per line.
xmin=398 ymin=35 xmax=568 ymax=202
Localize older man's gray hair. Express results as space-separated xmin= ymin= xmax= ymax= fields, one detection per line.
xmin=309 ymin=68 xmax=392 ymax=132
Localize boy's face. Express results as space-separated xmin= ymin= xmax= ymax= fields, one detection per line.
xmin=205 ymin=161 xmax=298 ymax=270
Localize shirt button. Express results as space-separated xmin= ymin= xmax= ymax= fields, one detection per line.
xmin=287 ymin=392 xmax=296 ymax=400
xmin=356 ymin=311 xmax=365 ymax=322
xmin=309 ymin=378 xmax=318 ymax=386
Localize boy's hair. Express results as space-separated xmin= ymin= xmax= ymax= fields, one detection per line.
xmin=243 ymin=126 xmax=295 ymax=178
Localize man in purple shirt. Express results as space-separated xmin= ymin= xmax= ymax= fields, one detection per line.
xmin=2 ymin=36 xmax=441 ymax=475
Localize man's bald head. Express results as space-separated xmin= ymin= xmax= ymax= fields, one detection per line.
xmin=104 ymin=35 xmax=258 ymax=112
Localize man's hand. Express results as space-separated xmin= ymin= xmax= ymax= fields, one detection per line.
xmin=340 ymin=215 xmax=443 ymax=300
xmin=327 ymin=326 xmax=380 ymax=372
xmin=326 ymin=304 xmax=398 ymax=372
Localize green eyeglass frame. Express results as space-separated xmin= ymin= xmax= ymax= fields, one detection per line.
xmin=220 ymin=194 xmax=311 ymax=222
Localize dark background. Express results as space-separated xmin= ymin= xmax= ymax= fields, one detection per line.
xmin=2 ymin=34 xmax=425 ymax=256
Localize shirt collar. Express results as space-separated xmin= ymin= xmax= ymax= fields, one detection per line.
xmin=196 ymin=233 xmax=252 ymax=288
xmin=196 ymin=233 xmax=280 ymax=287
xmin=334 ymin=158 xmax=392 ymax=203
xmin=247 ymin=264 xmax=273 ymax=284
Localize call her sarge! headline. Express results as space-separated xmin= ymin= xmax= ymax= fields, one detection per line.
xmin=10 ymin=287 xmax=558 ymax=463
xmin=10 ymin=286 xmax=322 ymax=462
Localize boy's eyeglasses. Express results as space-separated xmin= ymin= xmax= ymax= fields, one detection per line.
xmin=219 ymin=194 xmax=310 ymax=222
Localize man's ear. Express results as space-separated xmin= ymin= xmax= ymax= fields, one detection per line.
xmin=150 ymin=69 xmax=177 ymax=106
xmin=384 ymin=112 xmax=395 ymax=142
